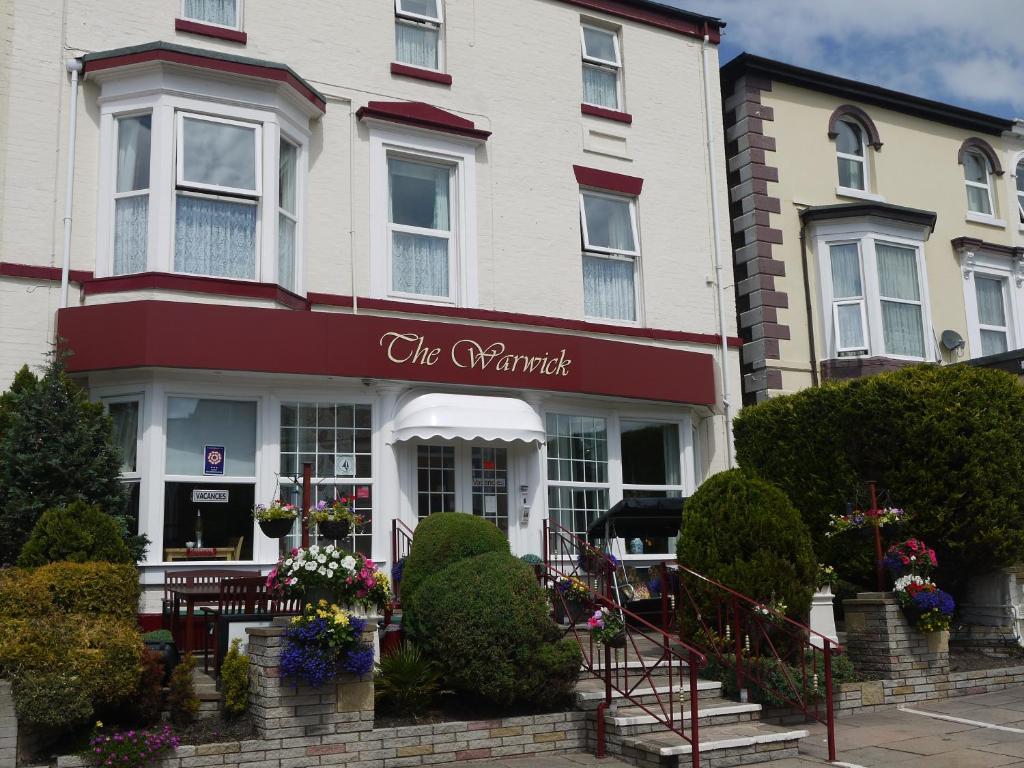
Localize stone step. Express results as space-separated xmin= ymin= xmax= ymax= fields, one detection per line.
xmin=576 ymin=677 xmax=722 ymax=708
xmin=617 ymin=722 xmax=808 ymax=767
xmin=606 ymin=699 xmax=763 ymax=736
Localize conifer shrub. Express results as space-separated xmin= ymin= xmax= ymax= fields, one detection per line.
xmin=18 ymin=502 xmax=133 ymax=566
xmin=399 ymin=512 xmax=509 ymax=603
xmin=733 ymin=364 xmax=1024 ymax=589
xmin=0 ymin=562 xmax=139 ymax=619
xmin=677 ymin=469 xmax=817 ymax=619
xmin=219 ymin=639 xmax=250 ymax=718
xmin=168 ymin=653 xmax=200 ymax=727
xmin=405 ymin=552 xmax=580 ymax=707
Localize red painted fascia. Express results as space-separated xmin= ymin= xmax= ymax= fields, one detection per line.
xmin=356 ymin=101 xmax=490 ymax=141
xmin=581 ymin=104 xmax=633 ymax=124
xmin=573 ymin=164 xmax=644 ymax=195
xmin=558 ymin=0 xmax=721 ymax=43
xmin=83 ymin=272 xmax=310 ymax=311
xmin=174 ymin=18 xmax=248 ymax=44
xmin=308 ymin=292 xmax=742 ymax=349
xmin=390 ymin=63 xmax=453 ymax=86
xmin=0 ymin=261 xmax=93 ymax=284
xmin=82 ymin=48 xmax=325 ymax=113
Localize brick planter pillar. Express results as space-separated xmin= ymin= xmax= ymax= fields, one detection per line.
xmin=246 ymin=616 xmax=377 ymax=740
xmin=843 ymin=592 xmax=949 ymax=679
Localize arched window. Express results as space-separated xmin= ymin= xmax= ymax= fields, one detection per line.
xmin=1016 ymin=157 xmax=1024 ymax=223
xmin=835 ymin=119 xmax=867 ymax=190
xmin=963 ymin=150 xmax=994 ymax=216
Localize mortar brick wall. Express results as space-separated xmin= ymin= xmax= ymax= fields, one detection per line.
xmin=843 ymin=592 xmax=949 ymax=680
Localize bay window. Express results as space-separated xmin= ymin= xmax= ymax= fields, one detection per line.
xmin=817 ymin=229 xmax=931 ymax=361
xmin=113 ymin=115 xmax=151 ymax=275
xmin=580 ymin=191 xmax=640 ymax=322
xmin=1016 ymin=158 xmax=1024 ymax=224
xmin=974 ymin=276 xmax=1010 ymax=355
xmin=961 ymin=247 xmax=1020 ymax=360
xmin=106 ymin=397 xmax=143 ymax=534
xmin=581 ymin=24 xmax=622 ymax=110
xmin=182 ymin=0 xmax=242 ymax=30
xmin=278 ymin=140 xmax=299 ymax=292
xmin=163 ymin=397 xmax=257 ymax=562
xmin=964 ymin=150 xmax=994 ymax=216
xmin=395 ymin=0 xmax=443 ymax=72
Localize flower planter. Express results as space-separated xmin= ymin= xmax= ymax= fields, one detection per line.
xmin=259 ymin=517 xmax=296 ymax=538
xmin=926 ymin=629 xmax=949 ymax=654
xmin=606 ymin=630 xmax=627 ymax=649
xmin=304 ymin=586 xmax=337 ymax=607
xmin=578 ymin=553 xmax=606 ymax=573
xmin=318 ymin=519 xmax=351 ymax=541
xmin=555 ymin=600 xmax=589 ymax=626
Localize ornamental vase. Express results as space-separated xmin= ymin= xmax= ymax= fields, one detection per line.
xmin=259 ymin=518 xmax=295 ymax=538
xmin=926 ymin=629 xmax=950 ymax=654
xmin=318 ymin=519 xmax=351 ymax=541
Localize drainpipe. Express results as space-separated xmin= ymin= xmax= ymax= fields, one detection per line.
xmin=59 ymin=58 xmax=83 ymax=310
xmin=799 ymin=222 xmax=820 ymax=386
xmin=701 ymin=28 xmax=734 ymax=468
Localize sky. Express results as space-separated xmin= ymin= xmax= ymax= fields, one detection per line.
xmin=667 ymin=0 xmax=1023 ymax=120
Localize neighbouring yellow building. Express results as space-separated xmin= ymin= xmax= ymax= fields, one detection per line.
xmin=721 ymin=54 xmax=1024 ymax=401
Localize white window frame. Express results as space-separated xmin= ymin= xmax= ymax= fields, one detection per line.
xmin=394 ymin=0 xmax=445 ymax=73
xmin=94 ymin=70 xmax=313 ymax=291
xmin=367 ymin=124 xmax=478 ymax=307
xmin=964 ymin=149 xmax=995 ymax=216
xmin=835 ymin=119 xmax=869 ymax=193
xmin=180 ymin=0 xmax=243 ymax=31
xmin=1014 ymin=156 xmax=1024 ymax=225
xmin=813 ymin=219 xmax=934 ymax=362
xmin=175 ymin=112 xmax=262 ymax=198
xmin=580 ymin=23 xmax=623 ymax=110
xmin=827 ymin=240 xmax=871 ymax=356
xmin=961 ymin=249 xmax=1024 ymax=359
xmin=579 ymin=189 xmax=643 ymax=325
xmin=103 ymin=394 xmax=144 ymax=488
xmin=277 ymin=135 xmax=302 ymax=292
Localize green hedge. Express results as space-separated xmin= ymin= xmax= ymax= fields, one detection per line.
xmin=405 ymin=551 xmax=580 ymax=707
xmin=399 ymin=513 xmax=509 ymax=602
xmin=734 ymin=364 xmax=1024 ymax=588
xmin=677 ymin=469 xmax=817 ymax=619
xmin=18 ymin=500 xmax=133 ymax=567
xmin=0 ymin=562 xmax=140 ymax=619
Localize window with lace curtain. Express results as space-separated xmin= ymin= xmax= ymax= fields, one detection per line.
xmin=105 ymin=396 xmax=143 ymax=538
xmin=963 ymin=150 xmax=994 ymax=216
xmin=181 ymin=0 xmax=242 ymax=30
xmin=1016 ymin=158 xmax=1024 ymax=224
xmin=581 ymin=24 xmax=622 ymax=111
xmin=395 ymin=0 xmax=444 ymax=72
xmin=580 ymin=191 xmax=640 ymax=323
xmin=388 ymin=156 xmax=454 ymax=300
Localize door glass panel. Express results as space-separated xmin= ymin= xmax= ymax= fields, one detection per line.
xmin=416 ymin=445 xmax=455 ymax=518
xmin=471 ymin=447 xmax=508 ymax=535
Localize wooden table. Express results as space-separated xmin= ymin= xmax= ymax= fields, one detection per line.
xmin=164 ymin=548 xmax=233 ymax=561
xmin=168 ymin=584 xmax=222 ymax=654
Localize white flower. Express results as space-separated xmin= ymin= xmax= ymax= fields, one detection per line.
xmin=341 ymin=555 xmax=356 ymax=572
xmin=309 ymin=545 xmax=320 ymax=555
xmin=328 ymin=561 xmax=338 ymax=570
xmin=284 ymin=559 xmax=293 ymax=568
xmin=318 ymin=567 xmax=328 ymax=577
xmin=317 ymin=554 xmax=327 ymax=564
xmin=305 ymin=561 xmax=317 ymax=571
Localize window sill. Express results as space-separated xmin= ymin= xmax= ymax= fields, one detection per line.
xmin=581 ymin=103 xmax=633 ymax=124
xmin=835 ymin=186 xmax=885 ymax=203
xmin=966 ymin=212 xmax=1007 ymax=229
xmin=82 ymin=271 xmax=309 ymax=310
xmin=390 ymin=62 xmax=453 ymax=86
xmin=174 ymin=18 xmax=247 ymax=43
xmin=583 ymin=314 xmax=641 ymax=328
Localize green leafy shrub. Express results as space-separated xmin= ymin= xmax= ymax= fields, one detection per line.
xmin=0 ymin=356 xmax=140 ymax=564
xmin=18 ymin=500 xmax=133 ymax=566
xmin=514 ymin=637 xmax=584 ymax=709
xmin=704 ymin=648 xmax=857 ymax=708
xmin=677 ymin=469 xmax=817 ymax=619
xmin=405 ymin=551 xmax=581 ymax=707
xmin=168 ymin=653 xmax=200 ymax=727
xmin=220 ymin=639 xmax=249 ymax=718
xmin=142 ymin=629 xmax=174 ymax=645
xmin=374 ymin=642 xmax=443 ymax=718
xmin=400 ymin=512 xmax=509 ymax=603
xmin=734 ymin=364 xmax=1024 ymax=589
xmin=0 ymin=616 xmax=143 ymax=729
xmin=0 ymin=563 xmax=140 ymax=619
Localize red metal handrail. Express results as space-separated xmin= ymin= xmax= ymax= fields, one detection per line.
xmin=391 ymin=518 xmax=414 ymax=564
xmin=543 ymin=520 xmax=706 ymax=767
xmin=670 ymin=562 xmax=842 ymax=762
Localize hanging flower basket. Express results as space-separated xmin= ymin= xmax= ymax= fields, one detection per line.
xmin=606 ymin=629 xmax=627 ymax=649
xmin=318 ymin=519 xmax=351 ymax=541
xmin=259 ymin=517 xmax=295 ymax=539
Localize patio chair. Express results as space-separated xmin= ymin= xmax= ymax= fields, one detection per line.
xmin=163 ymin=568 xmax=259 ymax=646
xmin=201 ymin=575 xmax=270 ymax=674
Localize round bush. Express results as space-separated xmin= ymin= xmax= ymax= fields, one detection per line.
xmin=18 ymin=500 xmax=132 ymax=566
xmin=734 ymin=364 xmax=1024 ymax=589
xmin=405 ymin=552 xmax=580 ymax=707
xmin=677 ymin=469 xmax=817 ymax=618
xmin=399 ymin=513 xmax=509 ymax=602
xmin=0 ymin=563 xmax=140 ymax=619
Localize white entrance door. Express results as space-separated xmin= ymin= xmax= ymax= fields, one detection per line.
xmin=415 ymin=443 xmax=512 ymax=536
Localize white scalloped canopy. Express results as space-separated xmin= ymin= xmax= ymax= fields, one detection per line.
xmin=391 ymin=393 xmax=545 ymax=444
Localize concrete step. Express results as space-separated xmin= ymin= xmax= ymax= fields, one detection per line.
xmin=617 ymin=722 xmax=808 ymax=768
xmin=606 ymin=699 xmax=763 ymax=737
xmin=576 ymin=677 xmax=722 ymax=709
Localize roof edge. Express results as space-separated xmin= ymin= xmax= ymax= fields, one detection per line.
xmin=800 ymin=201 xmax=938 ymax=233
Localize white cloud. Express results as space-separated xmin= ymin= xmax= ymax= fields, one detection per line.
xmin=670 ymin=0 xmax=1023 ymax=116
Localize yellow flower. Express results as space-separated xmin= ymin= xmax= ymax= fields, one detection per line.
xmin=318 ymin=599 xmax=328 ymax=608
xmin=95 ymin=720 xmax=104 ymax=729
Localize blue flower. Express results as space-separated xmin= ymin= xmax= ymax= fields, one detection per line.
xmin=912 ymin=588 xmax=955 ymax=616
xmin=343 ymin=645 xmax=375 ymax=676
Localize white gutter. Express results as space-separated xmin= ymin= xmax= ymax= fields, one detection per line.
xmin=701 ymin=32 xmax=734 ymax=468
xmin=59 ymin=58 xmax=83 ymax=309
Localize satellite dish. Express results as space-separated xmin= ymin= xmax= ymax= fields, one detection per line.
xmin=940 ymin=329 xmax=964 ymax=351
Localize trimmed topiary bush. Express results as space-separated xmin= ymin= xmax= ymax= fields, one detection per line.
xmin=677 ymin=469 xmax=817 ymax=619
xmin=220 ymin=638 xmax=250 ymax=718
xmin=18 ymin=500 xmax=133 ymax=566
xmin=0 ymin=562 xmax=140 ymax=619
xmin=399 ymin=513 xmax=509 ymax=602
xmin=405 ymin=551 xmax=580 ymax=707
xmin=734 ymin=364 xmax=1024 ymax=589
